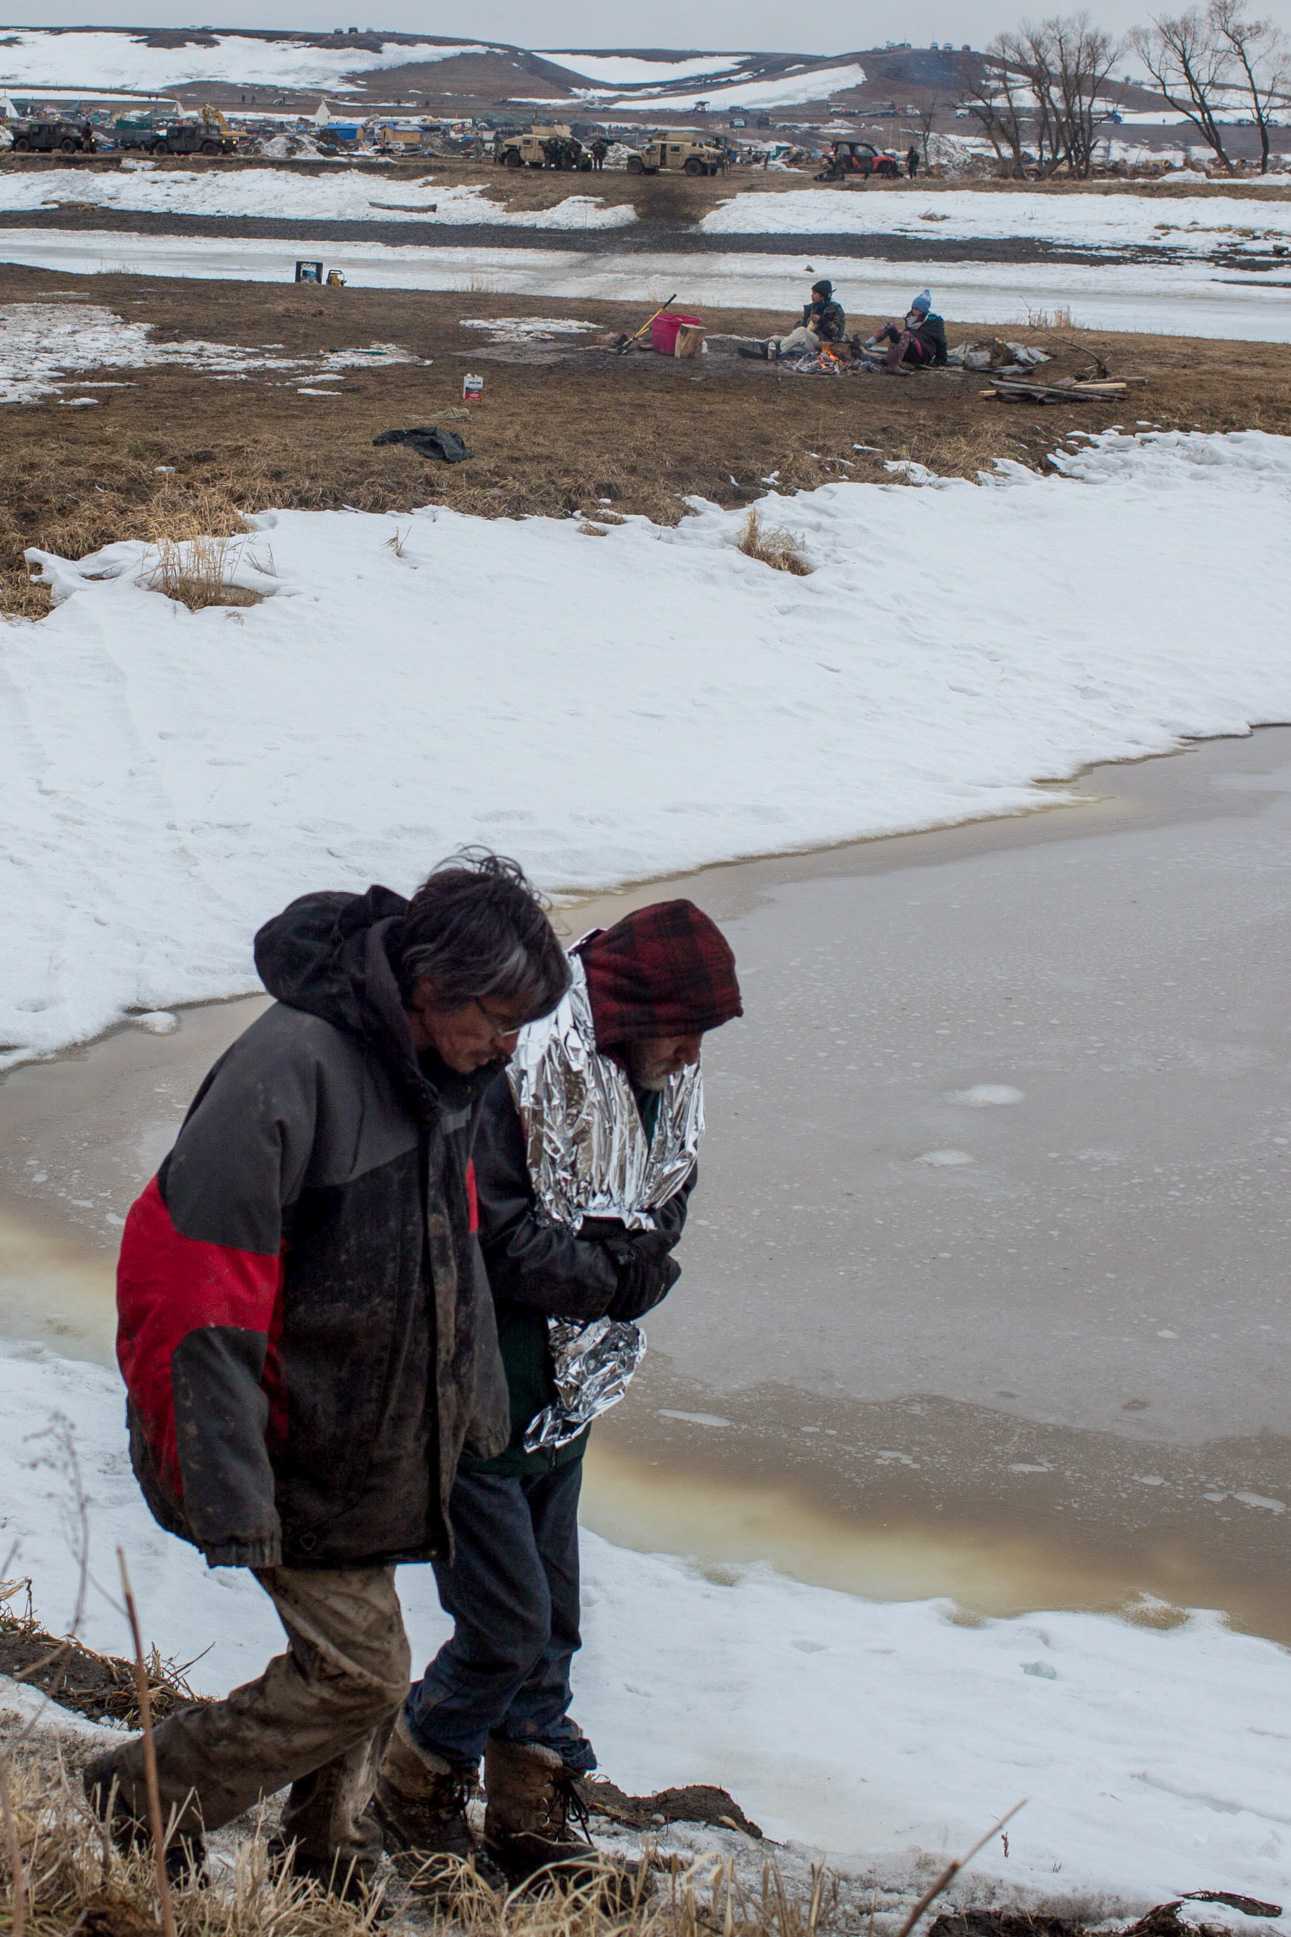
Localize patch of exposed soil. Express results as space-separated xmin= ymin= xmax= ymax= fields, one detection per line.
xmin=582 ymin=1777 xmax=763 ymax=1840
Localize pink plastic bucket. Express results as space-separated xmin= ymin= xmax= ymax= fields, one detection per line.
xmin=651 ymin=312 xmax=702 ymax=355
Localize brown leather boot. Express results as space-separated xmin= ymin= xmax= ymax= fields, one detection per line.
xmin=482 ymin=1737 xmax=648 ymax=1905
xmin=372 ymin=1713 xmax=503 ymax=1893
xmin=83 ymin=1756 xmax=206 ymax=1886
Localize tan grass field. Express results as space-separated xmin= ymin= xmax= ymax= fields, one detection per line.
xmin=2 ymin=263 xmax=1288 ymax=621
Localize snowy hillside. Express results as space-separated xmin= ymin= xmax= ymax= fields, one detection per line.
xmin=0 ymin=28 xmax=498 ymax=95
xmin=533 ymin=51 xmax=752 ymax=86
xmin=592 ymin=62 xmax=869 ymax=112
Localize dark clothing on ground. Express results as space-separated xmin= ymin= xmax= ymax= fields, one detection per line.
xmin=407 ymin=1460 xmax=593 ymax=1769
xmin=801 ymin=295 xmax=846 ymax=344
xmin=87 ymin=1564 xmax=410 ymax=1859
xmin=876 ymin=312 xmax=948 ymax=369
xmin=115 ymin=883 xmax=509 ymax=1572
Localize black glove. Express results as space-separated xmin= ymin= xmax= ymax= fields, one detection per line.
xmin=604 ymin=1229 xmax=681 ymax=1323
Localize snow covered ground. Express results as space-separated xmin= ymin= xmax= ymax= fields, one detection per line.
xmin=533 ymin=51 xmax=751 ymax=86
xmin=4 ymin=428 xmax=1291 ymax=1066
xmin=593 ymin=62 xmax=868 ymax=112
xmin=0 ymin=300 xmax=421 ymax=404
xmin=2 ymin=230 xmax=1286 ymax=340
xmin=702 ymin=186 xmax=1291 ymax=255
xmin=0 ymin=168 xmax=636 ymax=230
xmin=0 ymin=29 xmax=496 ymax=94
xmin=2 ymin=1338 xmax=1290 ymax=1917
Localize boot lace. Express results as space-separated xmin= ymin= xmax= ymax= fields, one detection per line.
xmin=556 ymin=1769 xmax=594 ymax=1848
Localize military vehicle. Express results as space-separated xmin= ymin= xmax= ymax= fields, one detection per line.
xmin=625 ymin=131 xmax=724 ymax=176
xmin=494 ymin=124 xmax=589 ymax=170
xmin=113 ymin=106 xmax=238 ymax=155
xmin=10 ymin=118 xmax=96 ymax=153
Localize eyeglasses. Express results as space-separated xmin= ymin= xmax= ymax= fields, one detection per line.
xmin=473 ymin=999 xmax=524 ymax=1045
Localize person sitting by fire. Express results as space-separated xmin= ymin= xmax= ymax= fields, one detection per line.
xmin=864 ymin=289 xmax=948 ymax=373
xmin=740 ymin=278 xmax=846 ymax=361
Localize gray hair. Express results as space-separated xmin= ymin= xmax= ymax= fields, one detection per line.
xmin=396 ymin=850 xmax=569 ymax=1021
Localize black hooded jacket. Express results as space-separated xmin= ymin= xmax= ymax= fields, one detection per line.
xmin=115 ymin=886 xmax=509 ymax=1570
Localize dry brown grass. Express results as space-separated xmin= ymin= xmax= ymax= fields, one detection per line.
xmin=737 ymin=509 xmax=812 ymax=575
xmin=0 ymin=1731 xmax=847 ymax=1937
xmin=147 ymin=536 xmax=265 ymax=612
xmin=1 ymin=266 xmax=1286 ymax=621
xmin=0 ymin=1579 xmax=203 ymax=1729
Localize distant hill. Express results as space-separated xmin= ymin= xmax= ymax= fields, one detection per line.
xmin=0 ymin=26 xmax=991 ymax=120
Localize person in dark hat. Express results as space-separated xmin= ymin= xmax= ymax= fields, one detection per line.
xmin=741 ymin=276 xmax=846 ymax=361
xmin=375 ymin=901 xmax=743 ymax=1891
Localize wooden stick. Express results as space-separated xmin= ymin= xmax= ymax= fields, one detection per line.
xmin=617 ymin=293 xmax=678 ymax=355
xmin=894 ymin=1801 xmax=1026 ymax=1937
xmin=117 ymin=1549 xmax=177 ymax=1937
xmin=0 ymin=1760 xmax=26 ymax=1937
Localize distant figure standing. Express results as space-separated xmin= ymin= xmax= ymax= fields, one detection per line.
xmin=590 ymin=135 xmax=608 ymax=170
xmin=906 ymin=143 xmax=920 ymax=179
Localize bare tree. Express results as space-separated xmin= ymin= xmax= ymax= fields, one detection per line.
xmin=955 ymin=41 xmax=1031 ymax=175
xmin=1001 ymin=15 xmax=1123 ymax=177
xmin=1050 ymin=14 xmax=1124 ymax=172
xmin=1129 ymin=10 xmax=1235 ymax=169
xmin=915 ymin=96 xmax=942 ymax=166
xmin=1210 ymin=0 xmax=1289 ymax=172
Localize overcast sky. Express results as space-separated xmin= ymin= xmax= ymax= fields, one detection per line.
xmin=14 ymin=0 xmax=1290 ymax=51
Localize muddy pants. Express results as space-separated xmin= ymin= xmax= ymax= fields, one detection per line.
xmin=86 ymin=1565 xmax=411 ymax=1872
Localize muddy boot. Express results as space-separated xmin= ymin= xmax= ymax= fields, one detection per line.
xmin=482 ymin=1737 xmax=648 ymax=1907
xmin=83 ymin=1756 xmax=207 ymax=1885
xmin=265 ymin=1826 xmax=387 ymax=1908
xmin=372 ymin=1713 xmax=504 ymax=1894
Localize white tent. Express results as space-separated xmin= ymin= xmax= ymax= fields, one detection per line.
xmin=0 ymin=94 xmax=19 ymax=121
xmin=312 ymin=98 xmax=331 ymax=126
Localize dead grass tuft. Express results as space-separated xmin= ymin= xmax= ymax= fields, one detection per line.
xmin=147 ymin=536 xmax=264 ymax=612
xmin=0 ymin=1726 xmax=847 ymax=1937
xmin=0 ymin=1580 xmax=203 ymax=1729
xmin=737 ymin=508 xmax=812 ymax=576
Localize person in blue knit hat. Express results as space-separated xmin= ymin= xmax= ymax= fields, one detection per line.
xmin=865 ymin=288 xmax=949 ymax=373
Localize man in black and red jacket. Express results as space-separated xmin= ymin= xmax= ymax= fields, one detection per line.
xmin=374 ymin=900 xmax=743 ymax=1889
xmin=84 ymin=853 xmax=570 ymax=1897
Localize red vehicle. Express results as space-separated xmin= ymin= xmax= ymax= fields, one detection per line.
xmin=816 ymin=139 xmax=902 ymax=182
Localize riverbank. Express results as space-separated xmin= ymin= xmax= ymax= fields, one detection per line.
xmin=5 ymin=729 xmax=1291 ymax=1645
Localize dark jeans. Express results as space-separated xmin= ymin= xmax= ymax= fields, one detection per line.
xmin=406 ymin=1460 xmax=594 ymax=1770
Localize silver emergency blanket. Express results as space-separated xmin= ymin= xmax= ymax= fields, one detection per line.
xmin=507 ymin=950 xmax=704 ymax=1452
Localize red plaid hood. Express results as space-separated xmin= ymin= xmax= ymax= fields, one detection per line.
xmin=575 ymin=900 xmax=743 ymax=1050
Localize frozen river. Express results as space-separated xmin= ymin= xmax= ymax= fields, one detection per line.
xmin=1 ymin=225 xmax=1288 ymax=339
xmin=3 ymin=730 xmax=1290 ymax=1638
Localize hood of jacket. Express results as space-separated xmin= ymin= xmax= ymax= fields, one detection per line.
xmin=253 ymin=884 xmax=497 ymax=1117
